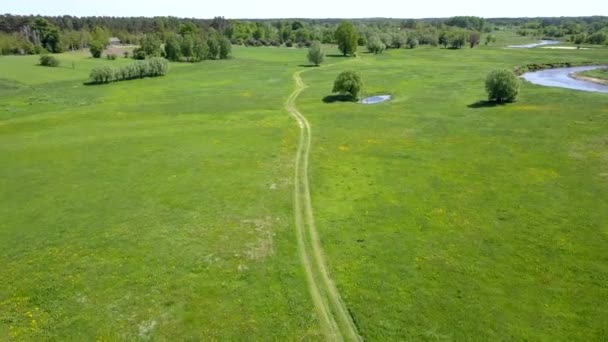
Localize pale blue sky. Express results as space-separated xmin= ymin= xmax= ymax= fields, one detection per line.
xmin=2 ymin=0 xmax=606 ymax=18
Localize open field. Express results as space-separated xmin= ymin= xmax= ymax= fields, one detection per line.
xmin=1 ymin=43 xmax=608 ymax=340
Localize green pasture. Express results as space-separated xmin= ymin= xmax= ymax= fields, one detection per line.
xmin=1 ymin=43 xmax=607 ymax=340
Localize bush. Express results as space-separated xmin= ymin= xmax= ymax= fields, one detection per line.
xmin=89 ymin=66 xmax=115 ymax=84
xmin=485 ymin=69 xmax=519 ymax=103
xmin=332 ymin=70 xmax=363 ymax=100
xmin=89 ymin=40 xmax=104 ymax=58
xmin=106 ymin=54 xmax=117 ymax=60
xmin=88 ymin=57 xmax=169 ymax=85
xmin=123 ymin=51 xmax=130 ymax=58
xmin=132 ymin=48 xmax=147 ymax=60
xmin=39 ymin=54 xmax=60 ymax=67
xmin=307 ymin=41 xmax=325 ymax=66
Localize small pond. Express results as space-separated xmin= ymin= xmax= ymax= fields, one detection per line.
xmin=508 ymin=40 xmax=560 ymax=48
xmin=360 ymin=95 xmax=392 ymax=104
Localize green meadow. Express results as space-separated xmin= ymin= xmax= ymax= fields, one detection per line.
xmin=1 ymin=41 xmax=607 ymax=340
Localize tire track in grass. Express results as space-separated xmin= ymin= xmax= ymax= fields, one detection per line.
xmin=285 ymin=60 xmax=361 ymax=341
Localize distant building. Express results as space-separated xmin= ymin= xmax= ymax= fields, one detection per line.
xmin=108 ymin=37 xmax=121 ymax=46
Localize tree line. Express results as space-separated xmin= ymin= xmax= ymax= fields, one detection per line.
xmin=1 ymin=15 xmax=607 ymax=57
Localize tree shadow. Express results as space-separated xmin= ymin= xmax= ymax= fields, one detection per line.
xmin=326 ymin=54 xmax=349 ymax=58
xmin=467 ymin=100 xmax=507 ymax=108
xmin=322 ymin=94 xmax=356 ymax=103
xmin=298 ymin=64 xmax=320 ymax=68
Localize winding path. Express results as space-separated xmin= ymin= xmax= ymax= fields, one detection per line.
xmin=285 ymin=63 xmax=361 ymax=341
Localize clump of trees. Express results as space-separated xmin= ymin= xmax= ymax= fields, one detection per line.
xmin=335 ymin=21 xmax=358 ymax=56
xmin=307 ymin=41 xmax=325 ymax=66
xmin=89 ymin=57 xmax=168 ymax=84
xmin=485 ymin=69 xmax=519 ymax=103
xmin=332 ymin=70 xmax=363 ymax=100
xmin=39 ymin=54 xmax=59 ymax=67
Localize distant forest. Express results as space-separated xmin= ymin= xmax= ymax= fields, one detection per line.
xmin=1 ymin=14 xmax=607 ymax=57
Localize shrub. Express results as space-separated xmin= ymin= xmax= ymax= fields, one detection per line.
xmin=285 ymin=40 xmax=293 ymax=47
xmin=106 ymin=54 xmax=117 ymax=60
xmin=123 ymin=51 xmax=130 ymax=58
xmin=332 ymin=70 xmax=363 ymax=100
xmin=485 ymin=69 xmax=519 ymax=103
xmin=132 ymin=48 xmax=146 ymax=60
xmin=307 ymin=41 xmax=325 ymax=66
xmin=39 ymin=54 xmax=60 ymax=67
xmin=89 ymin=66 xmax=115 ymax=84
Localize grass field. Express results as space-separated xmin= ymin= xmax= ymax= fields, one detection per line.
xmin=1 ymin=43 xmax=607 ymax=340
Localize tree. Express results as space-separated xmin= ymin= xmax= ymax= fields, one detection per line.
xmin=192 ymin=36 xmax=209 ymax=61
xmin=586 ymin=32 xmax=607 ymax=45
xmin=367 ymin=35 xmax=385 ymax=54
xmin=89 ymin=40 xmax=103 ymax=58
xmin=219 ymin=36 xmax=232 ymax=59
xmin=485 ymin=69 xmax=519 ymax=103
xmin=180 ymin=34 xmax=194 ymax=60
xmin=207 ymin=35 xmax=219 ymax=59
xmin=449 ymin=31 xmax=466 ymax=49
xmin=406 ymin=35 xmax=418 ymax=49
xmin=140 ymin=34 xmax=162 ymax=57
xmin=335 ymin=21 xmax=358 ymax=56
xmin=164 ymin=34 xmax=182 ymax=61
xmin=332 ymin=70 xmax=363 ymax=100
xmin=484 ymin=34 xmax=496 ymax=45
xmin=307 ymin=40 xmax=325 ymax=66
xmin=32 ymin=18 xmax=62 ymax=53
xmin=391 ymin=32 xmax=407 ymax=49
xmin=438 ymin=31 xmax=449 ymax=48
xmin=468 ymin=32 xmax=480 ymax=48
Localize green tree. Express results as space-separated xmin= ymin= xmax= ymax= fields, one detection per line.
xmin=449 ymin=31 xmax=466 ymax=49
xmin=219 ymin=36 xmax=232 ymax=59
xmin=32 ymin=18 xmax=62 ymax=53
xmin=468 ymin=32 xmax=480 ymax=48
xmin=438 ymin=31 xmax=449 ymax=48
xmin=207 ymin=35 xmax=219 ymax=59
xmin=406 ymin=35 xmax=418 ymax=48
xmin=484 ymin=34 xmax=496 ymax=45
xmin=141 ymin=34 xmax=162 ymax=57
xmin=193 ymin=36 xmax=209 ymax=61
xmin=335 ymin=21 xmax=358 ymax=56
xmin=89 ymin=40 xmax=103 ymax=58
xmin=485 ymin=69 xmax=520 ymax=103
xmin=367 ymin=35 xmax=385 ymax=54
xmin=307 ymin=40 xmax=325 ymax=66
xmin=164 ymin=34 xmax=182 ymax=61
xmin=391 ymin=32 xmax=407 ymax=48
xmin=180 ymin=34 xmax=194 ymax=60
xmin=332 ymin=70 xmax=363 ymax=100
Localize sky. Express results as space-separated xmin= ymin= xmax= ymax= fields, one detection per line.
xmin=2 ymin=0 xmax=607 ymax=19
